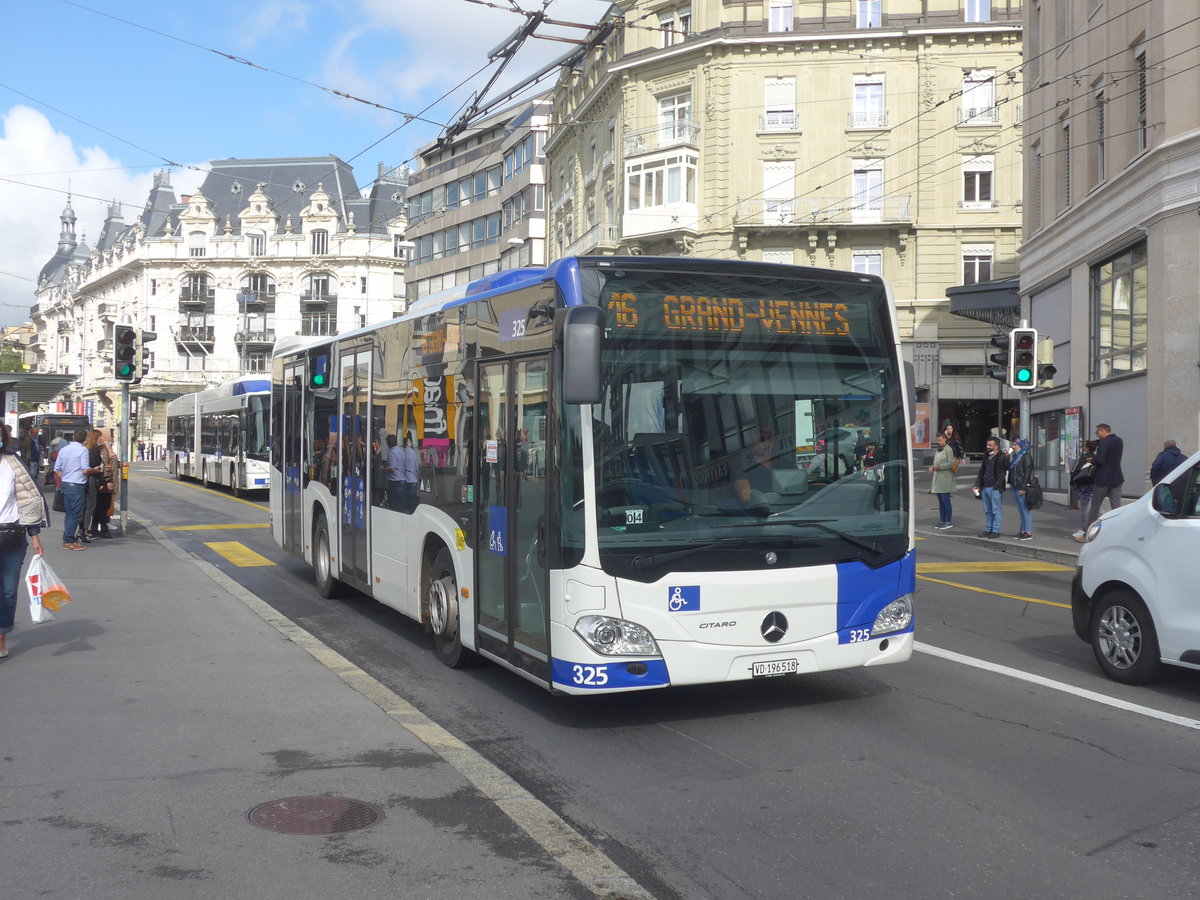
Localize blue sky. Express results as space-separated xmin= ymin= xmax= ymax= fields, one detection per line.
xmin=0 ymin=0 xmax=607 ymax=325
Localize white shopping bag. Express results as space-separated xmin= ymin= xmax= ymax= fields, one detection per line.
xmin=25 ymin=554 xmax=54 ymax=624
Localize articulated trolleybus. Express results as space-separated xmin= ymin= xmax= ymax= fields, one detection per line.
xmin=166 ymin=377 xmax=271 ymax=495
xmin=270 ymin=257 xmax=914 ymax=694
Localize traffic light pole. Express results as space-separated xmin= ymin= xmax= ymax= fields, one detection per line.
xmin=1018 ymin=318 xmax=1031 ymax=443
xmin=119 ymin=382 xmax=129 ymax=534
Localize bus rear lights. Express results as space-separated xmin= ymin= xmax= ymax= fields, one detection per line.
xmin=575 ymin=615 xmax=661 ymax=656
xmin=871 ymin=595 xmax=914 ymax=636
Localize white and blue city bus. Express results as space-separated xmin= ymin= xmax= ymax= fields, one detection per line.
xmin=166 ymin=376 xmax=271 ymax=495
xmin=269 ymin=257 xmax=915 ymax=694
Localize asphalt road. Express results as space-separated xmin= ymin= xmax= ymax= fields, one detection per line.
xmin=134 ymin=465 xmax=1200 ymax=900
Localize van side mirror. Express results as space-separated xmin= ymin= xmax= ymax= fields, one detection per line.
xmin=558 ymin=305 xmax=605 ymax=405
xmin=1152 ymin=482 xmax=1177 ymax=517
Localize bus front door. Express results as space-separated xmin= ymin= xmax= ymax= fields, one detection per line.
xmin=476 ymin=356 xmax=550 ymax=683
xmin=338 ymin=344 xmax=372 ymax=589
xmin=281 ymin=360 xmax=305 ymax=556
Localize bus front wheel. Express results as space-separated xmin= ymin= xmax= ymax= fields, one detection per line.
xmin=428 ymin=549 xmax=478 ymax=669
xmin=313 ymin=514 xmax=344 ymax=598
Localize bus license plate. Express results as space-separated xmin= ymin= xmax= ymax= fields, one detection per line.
xmin=752 ymin=659 xmax=798 ymax=678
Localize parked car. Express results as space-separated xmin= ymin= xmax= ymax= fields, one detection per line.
xmin=1072 ymin=449 xmax=1200 ymax=684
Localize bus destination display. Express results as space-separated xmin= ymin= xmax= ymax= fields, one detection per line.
xmin=606 ymin=291 xmax=869 ymax=340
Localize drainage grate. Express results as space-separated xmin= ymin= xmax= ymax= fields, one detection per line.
xmin=247 ymin=796 xmax=383 ymax=835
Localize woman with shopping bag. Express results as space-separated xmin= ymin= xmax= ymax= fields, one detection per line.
xmin=0 ymin=426 xmax=47 ymax=658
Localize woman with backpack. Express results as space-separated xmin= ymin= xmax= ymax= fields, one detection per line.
xmin=1069 ymin=440 xmax=1097 ymax=542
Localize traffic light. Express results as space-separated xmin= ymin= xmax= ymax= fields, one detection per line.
xmin=311 ymin=352 xmax=330 ymax=388
xmin=1037 ymin=336 xmax=1057 ymax=387
xmin=113 ymin=324 xmax=137 ymax=382
xmin=987 ymin=333 xmax=1009 ymax=382
xmin=133 ymin=329 xmax=157 ymax=384
xmin=1010 ymin=327 xmax=1038 ymax=390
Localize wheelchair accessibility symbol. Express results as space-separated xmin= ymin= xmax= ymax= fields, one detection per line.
xmin=668 ymin=585 xmax=700 ymax=612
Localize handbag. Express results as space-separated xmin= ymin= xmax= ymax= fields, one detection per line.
xmin=52 ymin=489 xmax=66 ymax=512
xmin=1070 ymin=461 xmax=1095 ymax=486
xmin=0 ymin=522 xmax=25 ymax=551
xmin=1025 ymin=474 xmax=1044 ymax=510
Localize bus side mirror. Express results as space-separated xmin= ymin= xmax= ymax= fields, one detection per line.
xmin=903 ymin=361 xmax=917 ymax=424
xmin=559 ymin=305 xmax=605 ymax=405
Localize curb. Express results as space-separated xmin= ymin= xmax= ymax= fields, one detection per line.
xmin=916 ymin=526 xmax=1079 ymax=568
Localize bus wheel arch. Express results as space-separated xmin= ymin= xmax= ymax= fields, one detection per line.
xmin=423 ymin=543 xmax=479 ymax=669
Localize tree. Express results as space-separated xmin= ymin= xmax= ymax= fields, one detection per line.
xmin=0 ymin=345 xmax=26 ymax=373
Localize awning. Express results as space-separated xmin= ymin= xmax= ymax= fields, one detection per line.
xmin=945 ymin=277 xmax=1020 ymax=329
xmin=0 ymin=372 xmax=80 ymax=404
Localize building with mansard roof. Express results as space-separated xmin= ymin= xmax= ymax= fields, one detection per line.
xmin=30 ymin=156 xmax=410 ymax=448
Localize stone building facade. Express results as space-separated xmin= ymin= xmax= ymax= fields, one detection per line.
xmin=31 ymin=157 xmax=409 ymax=447
xmin=1020 ymin=1 xmax=1200 ymax=491
xmin=544 ymin=0 xmax=1025 ymax=454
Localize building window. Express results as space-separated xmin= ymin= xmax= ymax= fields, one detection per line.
xmin=1135 ymin=49 xmax=1148 ymax=153
xmin=394 ymin=235 xmax=408 ymax=258
xmin=360 ymin=276 xmax=368 ymax=295
xmin=188 ymin=231 xmax=206 ymax=257
xmin=852 ymin=250 xmax=883 ymax=276
xmin=763 ymin=77 xmax=796 ymax=131
xmin=964 ymin=0 xmax=990 ymax=22
xmin=248 ymin=232 xmax=265 ymax=256
xmin=625 ymin=153 xmax=698 ymax=210
xmin=962 ymin=155 xmax=994 ymax=207
xmin=763 ymin=161 xmax=795 ymax=222
xmin=856 ymin=0 xmax=881 ymax=28
xmin=962 ymin=246 xmax=993 ymax=285
xmin=851 ymin=75 xmax=886 ymax=128
xmin=960 ymin=70 xmax=997 ymax=124
xmin=658 ymin=92 xmax=693 ymax=144
xmin=311 ymin=229 xmax=329 ymax=255
xmin=851 ymin=159 xmax=884 ymax=216
xmin=769 ymin=0 xmax=793 ymax=32
xmin=1092 ymin=242 xmax=1148 ymax=379
xmin=659 ymin=6 xmax=690 ymax=47
xmin=150 ymin=279 xmax=157 ymax=296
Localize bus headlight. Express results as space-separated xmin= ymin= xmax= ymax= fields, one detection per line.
xmin=871 ymin=594 xmax=914 ymax=636
xmin=575 ymin=615 xmax=661 ymax=656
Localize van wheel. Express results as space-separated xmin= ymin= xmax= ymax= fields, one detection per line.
xmin=313 ymin=513 xmax=344 ymax=598
xmin=427 ymin=548 xmax=479 ymax=669
xmin=1091 ymin=589 xmax=1164 ymax=684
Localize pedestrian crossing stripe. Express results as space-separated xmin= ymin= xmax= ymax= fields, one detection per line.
xmin=917 ymin=561 xmax=1073 ymax=573
xmin=204 ymin=541 xmax=276 ymax=567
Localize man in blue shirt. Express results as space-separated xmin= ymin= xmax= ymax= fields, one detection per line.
xmin=54 ymin=430 xmax=94 ymax=550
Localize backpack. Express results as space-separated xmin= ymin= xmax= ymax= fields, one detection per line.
xmin=1070 ymin=459 xmax=1095 ymax=486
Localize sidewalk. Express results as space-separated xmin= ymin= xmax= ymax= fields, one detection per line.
xmin=0 ymin=514 xmax=643 ymax=898
xmin=913 ymin=471 xmax=1086 ymax=567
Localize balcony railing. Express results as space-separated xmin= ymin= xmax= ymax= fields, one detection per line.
xmin=958 ymin=106 xmax=1001 ymax=125
xmin=177 ymin=325 xmax=215 ymax=343
xmin=736 ymin=195 xmax=912 ymax=226
xmin=584 ymin=168 xmax=596 ymax=186
xmin=236 ymin=288 xmax=276 ymax=305
xmin=179 ymin=288 xmax=215 ymax=304
xmin=624 ymin=120 xmax=700 ymax=156
xmin=601 ymin=149 xmax=614 ymax=170
xmin=300 ymin=313 xmax=337 ymax=336
xmin=300 ymin=292 xmax=337 ymax=305
xmin=563 ymin=222 xmax=621 ymax=258
xmin=235 ymin=329 xmax=277 ymax=345
xmin=848 ymin=110 xmax=889 ymax=129
xmin=760 ymin=111 xmax=799 ymax=132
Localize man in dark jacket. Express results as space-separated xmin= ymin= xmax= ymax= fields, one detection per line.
xmin=974 ymin=437 xmax=1008 ymax=538
xmin=1150 ymin=440 xmax=1186 ymax=485
xmin=1087 ymin=423 xmax=1124 ymax=527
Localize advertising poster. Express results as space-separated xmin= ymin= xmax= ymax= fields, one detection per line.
xmin=911 ymin=402 xmax=932 ymax=450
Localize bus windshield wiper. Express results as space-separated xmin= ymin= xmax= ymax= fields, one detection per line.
xmin=713 ymin=518 xmax=882 ymax=555
xmin=631 ymin=541 xmax=724 ymax=570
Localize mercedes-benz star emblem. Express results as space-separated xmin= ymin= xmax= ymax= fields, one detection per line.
xmin=761 ymin=611 xmax=788 ymax=643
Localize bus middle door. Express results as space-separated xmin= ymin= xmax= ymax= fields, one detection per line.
xmin=338 ymin=343 xmax=372 ymax=589
xmin=476 ymin=355 xmax=550 ymax=683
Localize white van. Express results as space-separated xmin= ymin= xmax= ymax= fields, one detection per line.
xmin=1072 ymin=449 xmax=1200 ymax=684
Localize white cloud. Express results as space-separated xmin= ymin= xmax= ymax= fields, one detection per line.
xmin=0 ymin=106 xmax=166 ymax=326
xmin=231 ymin=1 xmax=313 ymax=51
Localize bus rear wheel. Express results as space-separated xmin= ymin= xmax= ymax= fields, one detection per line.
xmin=313 ymin=513 xmax=344 ymax=598
xmin=428 ymin=549 xmax=478 ymax=669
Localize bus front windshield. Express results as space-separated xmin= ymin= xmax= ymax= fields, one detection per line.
xmin=244 ymin=396 xmax=269 ymax=461
xmin=583 ymin=267 xmax=908 ymax=578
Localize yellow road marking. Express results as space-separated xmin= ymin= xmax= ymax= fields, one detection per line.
xmin=161 ymin=523 xmax=269 ymax=531
xmin=203 ymin=541 xmax=276 ymax=567
xmin=917 ymin=574 xmax=1071 ymax=609
xmin=148 ymin=475 xmax=269 ymax=511
xmin=917 ymin=560 xmax=1072 ymax=573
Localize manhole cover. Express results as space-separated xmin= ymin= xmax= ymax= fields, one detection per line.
xmin=247 ymin=796 xmax=383 ymax=835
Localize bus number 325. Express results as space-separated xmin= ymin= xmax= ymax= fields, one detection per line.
xmin=572 ymin=664 xmax=609 ymax=686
